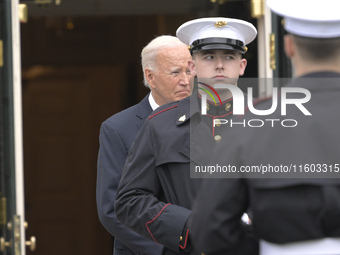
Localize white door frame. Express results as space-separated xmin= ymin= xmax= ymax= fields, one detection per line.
xmin=11 ymin=0 xmax=26 ymax=254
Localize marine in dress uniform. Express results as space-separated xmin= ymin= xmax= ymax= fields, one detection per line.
xmin=190 ymin=1 xmax=340 ymax=254
xmin=115 ymin=17 xmax=257 ymax=255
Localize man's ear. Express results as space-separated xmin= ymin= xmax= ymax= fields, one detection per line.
xmin=239 ymin=58 xmax=247 ymax=76
xmin=284 ymin=34 xmax=295 ymax=58
xmin=188 ymin=60 xmax=196 ymax=76
xmin=145 ymin=68 xmax=156 ymax=89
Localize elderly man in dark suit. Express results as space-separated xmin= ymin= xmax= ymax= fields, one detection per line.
xmin=96 ymin=35 xmax=192 ymax=255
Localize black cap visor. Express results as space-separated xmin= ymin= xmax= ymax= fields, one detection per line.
xmin=190 ymin=37 xmax=246 ymax=54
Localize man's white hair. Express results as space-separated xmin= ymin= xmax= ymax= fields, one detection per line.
xmin=141 ymin=35 xmax=188 ymax=88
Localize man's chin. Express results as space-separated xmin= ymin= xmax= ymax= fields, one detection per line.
xmin=212 ymin=78 xmax=238 ymax=87
xmin=176 ymin=92 xmax=190 ymax=100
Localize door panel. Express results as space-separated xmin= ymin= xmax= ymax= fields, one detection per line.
xmin=22 ymin=65 xmax=125 ymax=255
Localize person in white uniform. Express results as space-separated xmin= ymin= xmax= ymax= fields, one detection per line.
xmin=189 ymin=0 xmax=340 ymax=254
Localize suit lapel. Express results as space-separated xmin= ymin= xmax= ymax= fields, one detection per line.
xmin=135 ymin=94 xmax=153 ymax=130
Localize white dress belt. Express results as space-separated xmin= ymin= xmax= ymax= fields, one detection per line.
xmin=260 ymin=238 xmax=340 ymax=255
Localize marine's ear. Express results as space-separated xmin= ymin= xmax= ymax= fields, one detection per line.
xmin=284 ymin=34 xmax=295 ymax=59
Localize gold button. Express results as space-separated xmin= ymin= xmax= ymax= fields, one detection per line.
xmin=214 ymin=135 xmax=222 ymax=143
xmin=225 ymin=103 xmax=231 ymax=112
xmin=206 ymin=103 xmax=210 ymax=111
xmin=215 ymin=119 xmax=221 ymax=127
xmin=180 ymin=236 xmax=183 ymax=241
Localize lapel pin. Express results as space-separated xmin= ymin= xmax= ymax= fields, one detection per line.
xmin=178 ymin=115 xmax=186 ymax=122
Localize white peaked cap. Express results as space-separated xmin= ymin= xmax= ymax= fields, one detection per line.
xmin=267 ymin=0 xmax=340 ymax=38
xmin=176 ymin=17 xmax=257 ymax=54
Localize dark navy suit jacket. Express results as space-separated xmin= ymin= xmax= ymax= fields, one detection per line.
xmin=97 ymin=94 xmax=163 ymax=255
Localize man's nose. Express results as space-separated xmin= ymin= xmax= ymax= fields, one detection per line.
xmin=215 ymin=58 xmax=224 ymax=70
xmin=179 ymin=72 xmax=190 ymax=85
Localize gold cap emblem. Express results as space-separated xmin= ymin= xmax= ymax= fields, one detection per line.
xmin=215 ymin=21 xmax=227 ymax=28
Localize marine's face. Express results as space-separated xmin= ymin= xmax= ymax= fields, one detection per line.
xmin=147 ymin=46 xmax=193 ymax=106
xmin=191 ymin=49 xmax=247 ymax=84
